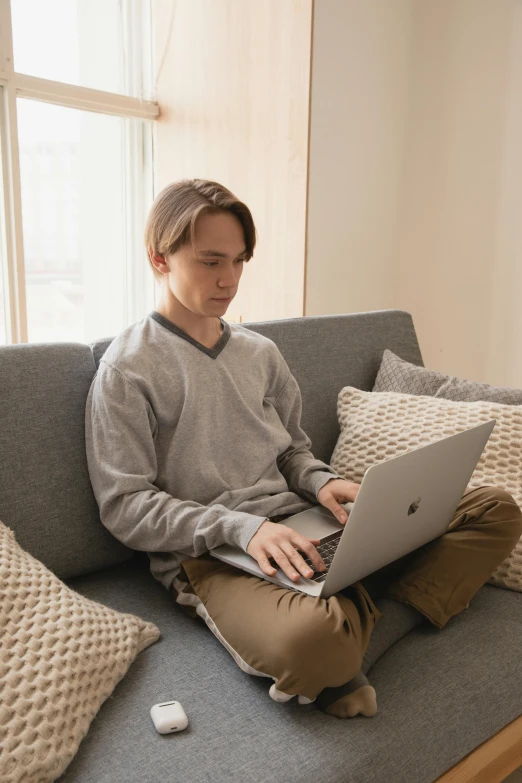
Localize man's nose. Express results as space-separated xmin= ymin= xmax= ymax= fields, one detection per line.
xmin=218 ymin=269 xmax=241 ymax=287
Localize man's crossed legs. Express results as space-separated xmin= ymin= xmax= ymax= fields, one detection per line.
xmin=172 ymin=486 xmax=522 ymax=718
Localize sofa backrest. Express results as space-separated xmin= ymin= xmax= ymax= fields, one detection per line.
xmin=0 ymin=343 xmax=133 ymax=579
xmin=1 ymin=309 xmax=423 ymax=579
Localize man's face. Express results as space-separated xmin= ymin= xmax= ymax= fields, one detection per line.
xmin=164 ymin=210 xmax=247 ymax=317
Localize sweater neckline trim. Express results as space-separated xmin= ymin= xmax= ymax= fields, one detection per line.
xmin=148 ymin=311 xmax=231 ymax=359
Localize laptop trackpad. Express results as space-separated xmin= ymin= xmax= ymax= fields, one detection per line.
xmin=282 ymin=506 xmax=348 ymax=540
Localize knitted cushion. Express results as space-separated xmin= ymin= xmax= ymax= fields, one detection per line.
xmin=373 ymin=348 xmax=522 ymax=405
xmin=0 ymin=521 xmax=160 ymax=783
xmin=329 ymin=387 xmax=522 ymax=593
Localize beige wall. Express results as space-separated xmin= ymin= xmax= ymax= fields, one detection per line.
xmin=152 ymin=0 xmax=312 ymax=323
xmin=306 ymin=0 xmax=414 ymax=316
xmin=396 ymin=0 xmax=522 ymax=387
xmin=307 ymin=0 xmax=522 ymax=388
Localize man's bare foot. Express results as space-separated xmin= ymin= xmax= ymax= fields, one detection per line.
xmin=325 ymin=683 xmax=377 ymax=718
xmin=315 ymin=671 xmax=378 ymax=718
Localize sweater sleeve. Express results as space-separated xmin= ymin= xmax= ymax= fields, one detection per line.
xmin=84 ymin=363 xmax=268 ymax=557
xmin=272 ymin=363 xmax=344 ymax=503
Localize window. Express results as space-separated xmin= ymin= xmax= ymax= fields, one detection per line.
xmin=0 ymin=0 xmax=158 ymax=344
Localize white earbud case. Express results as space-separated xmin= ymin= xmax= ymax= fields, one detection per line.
xmin=150 ymin=701 xmax=189 ymax=734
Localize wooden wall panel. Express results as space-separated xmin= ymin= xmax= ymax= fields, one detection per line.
xmin=152 ymin=0 xmax=313 ymax=322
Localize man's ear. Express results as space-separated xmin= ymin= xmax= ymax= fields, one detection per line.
xmin=149 ymin=250 xmax=169 ymax=274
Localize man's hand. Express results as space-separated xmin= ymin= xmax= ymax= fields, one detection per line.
xmin=317 ymin=478 xmax=360 ymax=524
xmin=246 ymin=521 xmax=326 ymax=583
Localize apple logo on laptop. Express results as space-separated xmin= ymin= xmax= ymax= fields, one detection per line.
xmin=408 ymin=496 xmax=421 ymax=516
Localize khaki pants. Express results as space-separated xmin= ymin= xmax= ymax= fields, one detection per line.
xmin=172 ymin=486 xmax=522 ymax=702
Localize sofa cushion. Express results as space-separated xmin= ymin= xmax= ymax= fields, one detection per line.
xmin=0 ymin=343 xmax=133 ymax=578
xmin=329 ymin=387 xmax=522 ymax=592
xmin=58 ymin=555 xmax=522 ymax=783
xmin=373 ymin=348 xmax=522 ymax=404
xmin=0 ymin=521 xmax=160 ymax=783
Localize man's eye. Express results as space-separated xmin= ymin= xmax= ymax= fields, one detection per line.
xmin=203 ymin=259 xmax=245 ymax=267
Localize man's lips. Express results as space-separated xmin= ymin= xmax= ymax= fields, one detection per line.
xmin=212 ymin=297 xmax=232 ymax=301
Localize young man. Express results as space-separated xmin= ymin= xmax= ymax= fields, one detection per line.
xmin=85 ymin=178 xmax=522 ymax=719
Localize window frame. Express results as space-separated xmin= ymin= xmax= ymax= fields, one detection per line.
xmin=0 ymin=0 xmax=159 ymax=343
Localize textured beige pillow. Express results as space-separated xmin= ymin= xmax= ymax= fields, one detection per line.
xmin=330 ymin=387 xmax=522 ymax=593
xmin=0 ymin=521 xmax=160 ymax=783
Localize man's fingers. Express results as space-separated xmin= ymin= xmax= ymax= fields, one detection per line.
xmin=293 ymin=538 xmax=326 ymax=573
xmin=250 ymin=525 xmax=328 ymax=582
xmin=270 ymin=550 xmax=301 ymax=582
xmin=321 ymin=499 xmax=350 ymax=524
xmin=333 ymin=504 xmax=349 ymax=523
xmin=281 ymin=545 xmax=316 ymax=579
xmin=258 ymin=556 xmax=277 ymax=577
xmin=257 ymin=551 xmax=301 ymax=582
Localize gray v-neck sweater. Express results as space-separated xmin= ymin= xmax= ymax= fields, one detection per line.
xmin=85 ymin=311 xmax=342 ymax=590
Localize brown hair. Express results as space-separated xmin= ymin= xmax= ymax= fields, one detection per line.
xmin=144 ymin=179 xmax=257 ymax=280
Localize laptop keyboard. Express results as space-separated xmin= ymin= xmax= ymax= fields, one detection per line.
xmin=269 ymin=530 xmax=343 ymax=583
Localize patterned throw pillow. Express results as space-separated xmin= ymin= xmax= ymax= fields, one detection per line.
xmin=0 ymin=521 xmax=160 ymax=783
xmin=373 ymin=349 xmax=522 ymax=405
xmin=330 ymin=387 xmax=522 ymax=593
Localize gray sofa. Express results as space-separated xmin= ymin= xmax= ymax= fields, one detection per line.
xmin=1 ymin=309 xmax=521 ymax=783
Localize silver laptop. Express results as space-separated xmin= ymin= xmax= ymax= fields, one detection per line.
xmin=210 ymin=420 xmax=495 ymax=599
